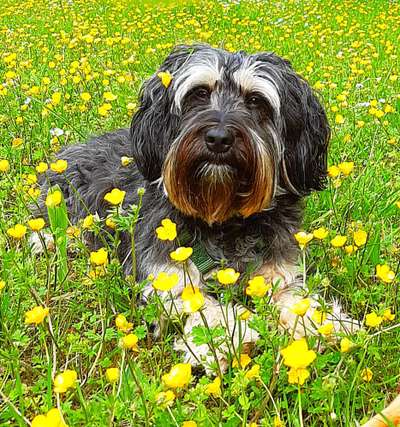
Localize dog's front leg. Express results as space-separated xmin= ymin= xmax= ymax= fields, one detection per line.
xmin=256 ymin=262 xmax=360 ymax=339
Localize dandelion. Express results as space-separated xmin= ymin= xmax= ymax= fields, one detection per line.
xmin=181 ymin=286 xmax=205 ymax=313
xmin=156 ymin=390 xmax=175 ymax=407
xmin=90 ymin=248 xmax=108 ymax=266
xmin=0 ymin=159 xmax=10 ymax=172
xmin=162 ymin=363 xmax=191 ymax=388
xmin=338 ymin=161 xmax=354 ymax=176
xmin=216 ymin=268 xmax=240 ymax=285
xmin=12 ymin=137 xmax=23 ymax=148
xmin=120 ymin=333 xmax=139 ymax=350
xmin=327 ymin=165 xmax=340 ymax=178
xmin=45 ymin=190 xmax=62 ymax=207
xmin=313 ymin=227 xmax=329 ymax=239
xmin=115 ymin=314 xmax=133 ymax=332
xmin=53 ymin=369 xmax=77 ymax=393
xmin=246 ymin=276 xmax=270 ymax=298
xmin=205 ymin=377 xmax=221 ymax=397
xmin=365 ymin=312 xmax=383 ymax=327
xmin=156 ymin=219 xmax=177 ymax=241
xmin=376 ymin=264 xmax=395 ymax=283
xmin=98 ymin=103 xmax=112 ymax=116
xmin=104 ymin=188 xmax=126 ymax=205
xmin=293 ymin=231 xmax=313 ymax=249
xmin=361 ymin=368 xmax=373 ymax=382
xmin=290 ymin=298 xmax=311 ymax=317
xmin=7 ymin=224 xmax=27 ymax=239
xmin=157 ymin=71 xmax=173 ymax=88
xmin=170 ymin=247 xmax=193 ymax=262
xmin=335 ymin=114 xmax=345 ymax=124
xmin=232 ymin=353 xmax=251 ymax=369
xmin=103 ymin=91 xmax=117 ymax=101
xmin=25 ymin=306 xmax=49 ymax=325
xmin=330 ymin=235 xmax=347 ymax=248
xmin=50 ymin=159 xmax=68 ymax=173
xmin=353 ymin=230 xmax=367 ymax=246
xmin=152 ymin=272 xmax=179 ymax=291
xmin=28 ymin=218 xmax=46 ymax=232
xmin=80 ymin=92 xmax=91 ymax=102
xmin=106 ymin=367 xmax=120 ymax=383
xmin=345 ymin=245 xmax=357 ymax=255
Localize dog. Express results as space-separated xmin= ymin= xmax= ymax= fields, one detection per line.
xmin=36 ymin=44 xmax=358 ymax=370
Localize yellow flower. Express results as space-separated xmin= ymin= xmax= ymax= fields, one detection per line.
xmin=36 ymin=162 xmax=48 ymax=173
xmin=217 ymin=268 xmax=240 ymax=285
xmin=98 ymin=103 xmax=112 ymax=116
xmin=182 ymin=422 xmax=197 ymax=427
xmin=121 ymin=156 xmax=133 ymax=166
xmin=293 ymin=231 xmax=314 ymax=249
xmin=232 ymin=353 xmax=252 ymax=369
xmin=115 ymin=314 xmax=133 ymax=333
xmin=82 ymin=215 xmax=94 ymax=229
xmin=327 ymin=165 xmax=340 ymax=178
xmin=120 ymin=333 xmax=139 ymax=351
xmin=240 ymin=309 xmax=251 ymax=320
xmin=156 ymin=390 xmax=175 ymax=407
xmin=7 ymin=224 xmax=27 ymax=239
xmin=376 ymin=264 xmax=395 ymax=283
xmin=170 ymin=247 xmax=193 ymax=262
xmin=156 ymin=219 xmax=177 ymax=241
xmin=103 ymin=91 xmax=117 ymax=101
xmin=0 ymin=280 xmax=5 ymax=292
xmin=25 ymin=306 xmax=49 ymax=325
xmin=345 ymin=245 xmax=357 ymax=255
xmin=287 ymin=367 xmax=310 ymax=385
xmin=274 ymin=416 xmax=284 ymax=427
xmin=104 ymin=188 xmax=126 ymax=205
xmin=365 ymin=312 xmax=383 ymax=328
xmin=53 ymin=369 xmax=77 ymax=393
xmin=32 ymin=408 xmax=67 ymax=427
xmin=335 ymin=114 xmax=345 ymax=124
xmin=106 ymin=367 xmax=120 ymax=383
xmin=28 ymin=218 xmax=45 ymax=232
xmin=181 ymin=286 xmax=205 ymax=313
xmin=353 ymin=230 xmax=367 ymax=247
xmin=162 ymin=363 xmax=191 ymax=388
xmin=290 ymin=298 xmax=311 ymax=317
xmin=313 ymin=227 xmax=329 ymax=239
xmin=66 ymin=226 xmax=79 ymax=238
xmin=361 ymin=368 xmax=373 ymax=382
xmin=153 ymin=272 xmax=179 ymax=291
xmin=280 ymin=339 xmax=316 ymax=369
xmin=245 ymin=364 xmax=260 ymax=379
xmin=330 ymin=235 xmax=347 ymax=248
xmin=50 ymin=159 xmax=68 ymax=173
xmin=12 ymin=137 xmax=24 ymax=148
xmin=338 ymin=161 xmax=354 ymax=176
xmin=246 ymin=276 xmax=270 ymax=298
xmin=51 ymin=92 xmax=62 ymax=106
xmin=383 ymin=308 xmax=395 ymax=322
xmin=311 ymin=309 xmax=327 ymax=324
xmin=340 ymin=337 xmax=354 ymax=353
xmin=317 ymin=323 xmax=334 ymax=335
xmin=90 ymin=248 xmax=108 ymax=266
xmin=205 ymin=377 xmax=221 ymax=397
xmin=106 ymin=216 xmax=116 ymax=229
xmin=80 ymin=92 xmax=91 ymax=102
xmin=0 ymin=159 xmax=10 ymax=172
xmin=45 ymin=190 xmax=62 ymax=207
xmin=157 ymin=71 xmax=173 ymax=88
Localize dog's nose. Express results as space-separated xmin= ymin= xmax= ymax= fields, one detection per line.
xmin=205 ymin=127 xmax=234 ymax=153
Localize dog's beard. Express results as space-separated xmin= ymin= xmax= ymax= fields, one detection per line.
xmin=163 ymin=126 xmax=276 ymax=224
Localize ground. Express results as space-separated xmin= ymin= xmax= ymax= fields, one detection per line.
xmin=0 ymin=0 xmax=399 ymax=426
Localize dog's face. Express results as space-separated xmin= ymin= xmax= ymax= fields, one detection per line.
xmin=131 ymin=45 xmax=330 ymax=224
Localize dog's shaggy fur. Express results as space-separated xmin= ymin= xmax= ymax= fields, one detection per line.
xmin=36 ymin=44 xmax=357 ymax=368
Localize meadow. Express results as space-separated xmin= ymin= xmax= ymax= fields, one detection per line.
xmin=0 ymin=0 xmax=399 ymax=425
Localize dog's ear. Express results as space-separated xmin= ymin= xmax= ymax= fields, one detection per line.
xmin=254 ymin=53 xmax=330 ymax=195
xmin=130 ymin=45 xmax=199 ymax=182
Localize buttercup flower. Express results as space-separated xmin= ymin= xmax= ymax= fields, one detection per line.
xmin=25 ymin=306 xmax=49 ymax=325
xmin=7 ymin=224 xmax=27 ymax=239
xmin=153 ymin=272 xmax=179 ymax=291
xmin=181 ymin=286 xmax=205 ymax=313
xmin=90 ymin=248 xmax=108 ymax=266
xmin=106 ymin=367 xmax=120 ymax=383
xmin=53 ymin=369 xmax=77 ymax=393
xmin=365 ymin=312 xmax=383 ymax=328
xmin=157 ymin=71 xmax=173 ymax=88
xmin=280 ymin=339 xmax=316 ymax=369
xmin=294 ymin=231 xmax=314 ymax=249
xmin=340 ymin=337 xmax=354 ymax=353
xmin=361 ymin=368 xmax=373 ymax=382
xmin=182 ymin=422 xmax=197 ymax=427
xmin=50 ymin=159 xmax=68 ymax=173
xmin=246 ymin=276 xmax=270 ymax=298
xmin=217 ymin=268 xmax=240 ymax=285
xmin=104 ymin=188 xmax=126 ymax=205
xmin=82 ymin=215 xmax=94 ymax=229
xmin=331 ymin=235 xmax=347 ymax=248
xmin=245 ymin=364 xmax=260 ymax=379
xmin=121 ymin=156 xmax=133 ymax=166
xmin=115 ymin=314 xmax=133 ymax=332
xmin=156 ymin=218 xmax=177 ymax=241
xmin=0 ymin=281 xmax=5 ymax=292
xmin=287 ymin=367 xmax=310 ymax=385
xmin=311 ymin=309 xmax=327 ymax=324
xmin=327 ymin=165 xmax=340 ymax=178
xmin=290 ymin=298 xmax=311 ymax=317
xmin=28 ymin=218 xmax=45 ymax=232
xmin=232 ymin=353 xmax=251 ymax=369
xmin=353 ymin=229 xmax=367 ymax=246
xmin=376 ymin=264 xmax=395 ymax=283
xmin=240 ymin=309 xmax=251 ymax=320
xmin=46 ymin=190 xmax=62 ymax=207
xmin=383 ymin=308 xmax=395 ymax=321
xmin=205 ymin=377 xmax=221 ymax=397
xmin=35 ymin=162 xmax=48 ymax=173
xmin=162 ymin=363 xmax=191 ymax=388
xmin=155 ymin=390 xmax=175 ymax=407
xmin=0 ymin=159 xmax=10 ymax=172
xmin=313 ymin=227 xmax=329 ymax=239
xmin=170 ymin=247 xmax=193 ymax=262
xmin=31 ymin=408 xmax=67 ymax=427
xmin=338 ymin=161 xmax=354 ymax=176
xmin=317 ymin=323 xmax=334 ymax=335
xmin=120 ymin=333 xmax=139 ymax=350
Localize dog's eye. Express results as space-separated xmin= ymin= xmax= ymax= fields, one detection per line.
xmin=246 ymin=94 xmax=263 ymax=108
xmin=191 ymin=86 xmax=211 ymax=100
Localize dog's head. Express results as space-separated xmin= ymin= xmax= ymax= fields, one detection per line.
xmin=131 ymin=44 xmax=330 ymax=224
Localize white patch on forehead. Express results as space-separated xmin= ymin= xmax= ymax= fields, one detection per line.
xmin=173 ymin=59 xmax=222 ymax=110
xmin=233 ymin=61 xmax=281 ymax=113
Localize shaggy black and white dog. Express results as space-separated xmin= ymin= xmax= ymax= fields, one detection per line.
xmin=37 ymin=44 xmax=357 ymax=368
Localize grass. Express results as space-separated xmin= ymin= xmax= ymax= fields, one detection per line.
xmin=0 ymin=0 xmax=399 ymax=425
